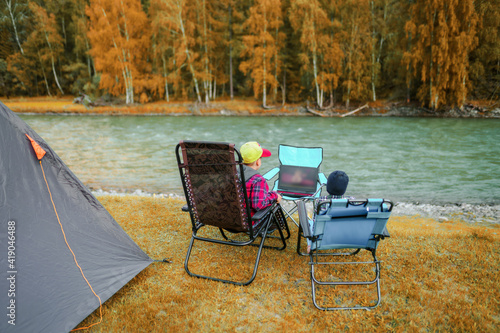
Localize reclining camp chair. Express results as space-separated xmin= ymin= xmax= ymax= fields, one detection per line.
xmin=297 ymin=198 xmax=393 ymax=310
xmin=176 ymin=140 xmax=290 ymax=286
xmin=263 ymin=144 xmax=327 ymax=227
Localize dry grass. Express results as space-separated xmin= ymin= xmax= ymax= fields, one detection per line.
xmin=3 ymin=97 xmax=301 ymax=116
xmin=74 ymin=196 xmax=500 ymax=332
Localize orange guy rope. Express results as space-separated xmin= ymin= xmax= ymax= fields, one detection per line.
xmin=28 ymin=133 xmax=102 ymax=331
xmin=39 ymin=160 xmax=103 ymax=331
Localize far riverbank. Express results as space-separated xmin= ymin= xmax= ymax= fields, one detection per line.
xmin=3 ymin=97 xmax=500 ymax=118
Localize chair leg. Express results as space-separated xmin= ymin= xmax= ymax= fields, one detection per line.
xmin=255 ymin=211 xmax=289 ymax=250
xmin=184 ymin=230 xmax=269 ymax=286
xmin=184 ymin=214 xmax=287 ymax=286
xmin=282 ymin=203 xmax=299 ymax=227
xmin=309 ymin=250 xmax=382 ymax=310
xmin=265 ymin=206 xmax=291 ymax=242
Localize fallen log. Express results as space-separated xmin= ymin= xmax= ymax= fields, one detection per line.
xmin=305 ymin=106 xmax=328 ymax=117
xmin=340 ymin=104 xmax=368 ymax=117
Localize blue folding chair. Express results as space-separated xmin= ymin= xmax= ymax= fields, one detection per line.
xmin=297 ymin=198 xmax=393 ymax=310
xmin=263 ymin=144 xmax=327 ymax=226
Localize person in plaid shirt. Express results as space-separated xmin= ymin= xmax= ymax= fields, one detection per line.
xmin=240 ymin=142 xmax=282 ymax=230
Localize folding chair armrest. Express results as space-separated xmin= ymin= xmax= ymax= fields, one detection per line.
xmin=297 ymin=201 xmax=312 ymax=238
xmin=251 ymin=204 xmax=273 ymax=221
xmin=318 ymin=172 xmax=327 ymax=185
xmin=262 ymin=167 xmax=280 ymax=181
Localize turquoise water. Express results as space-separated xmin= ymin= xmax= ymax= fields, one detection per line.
xmin=20 ymin=115 xmax=500 ymax=205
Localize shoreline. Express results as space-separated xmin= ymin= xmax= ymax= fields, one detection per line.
xmin=91 ymin=189 xmax=500 ymax=224
xmin=3 ymin=97 xmax=500 ymax=118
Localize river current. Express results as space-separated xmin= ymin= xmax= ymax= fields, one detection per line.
xmin=20 ymin=115 xmax=500 ymax=222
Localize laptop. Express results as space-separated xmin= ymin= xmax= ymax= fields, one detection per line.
xmin=277 ymin=165 xmax=319 ymax=198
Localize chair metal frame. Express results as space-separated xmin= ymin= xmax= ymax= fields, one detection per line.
xmin=176 ymin=140 xmax=290 ymax=286
xmin=263 ymin=144 xmax=327 ymax=227
xmin=297 ymin=198 xmax=392 ymax=310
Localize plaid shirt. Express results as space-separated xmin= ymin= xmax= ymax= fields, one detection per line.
xmin=245 ymin=174 xmax=279 ymax=223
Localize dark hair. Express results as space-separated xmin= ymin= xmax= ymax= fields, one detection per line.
xmin=326 ymin=170 xmax=349 ymax=196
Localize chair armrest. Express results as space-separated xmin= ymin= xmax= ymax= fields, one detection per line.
xmin=297 ymin=201 xmax=312 ymax=238
xmin=318 ymin=172 xmax=327 ymax=185
xmin=262 ymin=167 xmax=280 ymax=181
xmin=251 ymin=204 xmax=273 ymax=221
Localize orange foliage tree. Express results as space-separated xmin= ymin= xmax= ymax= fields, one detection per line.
xmin=404 ymin=0 xmax=478 ymax=109
xmin=3 ymin=0 xmax=496 ymax=108
xmin=185 ymin=0 xmax=228 ymax=103
xmin=1 ymin=0 xmax=28 ymax=56
xmin=31 ymin=2 xmax=65 ymax=95
xmin=71 ymin=0 xmax=95 ymax=80
xmin=151 ymin=0 xmax=228 ymax=103
xmin=469 ymin=0 xmax=500 ymax=100
xmin=150 ymin=0 xmax=203 ymax=103
xmin=290 ymin=0 xmax=343 ymax=108
xmin=369 ymin=0 xmax=393 ymax=102
xmin=87 ymin=0 xmax=152 ymax=104
xmin=240 ymin=0 xmax=285 ymax=106
xmin=150 ymin=0 xmax=176 ymax=101
xmin=8 ymin=2 xmax=65 ymax=96
xmin=223 ymin=0 xmax=245 ymax=100
xmin=339 ymin=0 xmax=372 ymax=108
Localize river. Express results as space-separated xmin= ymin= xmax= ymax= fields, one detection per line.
xmin=20 ymin=115 xmax=500 ymax=215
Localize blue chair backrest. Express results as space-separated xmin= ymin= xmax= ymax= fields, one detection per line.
xmin=312 ymin=199 xmax=392 ymax=251
xmin=279 ymin=144 xmax=323 ymax=168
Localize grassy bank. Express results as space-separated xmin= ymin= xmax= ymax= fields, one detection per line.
xmin=4 ymin=96 xmax=499 ymax=118
xmin=2 ymin=96 xmax=303 ymax=116
xmin=75 ymin=196 xmax=499 ymax=332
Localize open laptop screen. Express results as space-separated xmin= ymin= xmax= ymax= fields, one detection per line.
xmin=277 ymin=165 xmax=318 ymax=196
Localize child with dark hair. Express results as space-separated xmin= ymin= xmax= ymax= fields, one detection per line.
xmin=325 ymin=170 xmax=349 ymax=198
xmin=307 ymin=170 xmax=352 ymax=253
xmin=316 ymin=170 xmax=352 ymax=213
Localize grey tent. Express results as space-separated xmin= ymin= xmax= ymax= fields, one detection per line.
xmin=0 ymin=101 xmax=152 ymax=332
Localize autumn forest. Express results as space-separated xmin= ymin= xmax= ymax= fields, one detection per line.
xmin=1 ymin=0 xmax=499 ymax=110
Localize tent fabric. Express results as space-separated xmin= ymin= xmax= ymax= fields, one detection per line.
xmin=0 ymin=102 xmax=152 ymax=332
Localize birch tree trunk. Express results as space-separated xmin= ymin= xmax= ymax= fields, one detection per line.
xmin=228 ymin=4 xmax=234 ymax=100
xmin=263 ymin=46 xmax=267 ymax=107
xmin=4 ymin=0 xmax=24 ymax=55
xmin=120 ymin=3 xmax=134 ymax=104
xmin=101 ymin=7 xmax=132 ymax=104
xmin=313 ymin=53 xmax=322 ymax=108
xmin=202 ymin=0 xmax=211 ymax=103
xmin=176 ymin=0 xmax=202 ymax=103
xmin=37 ymin=50 xmax=51 ymax=96
xmin=429 ymin=11 xmax=436 ymax=109
xmin=370 ymin=0 xmax=377 ymax=101
xmin=213 ymin=77 xmax=216 ymax=99
xmin=43 ymin=29 xmax=64 ymax=95
xmin=282 ymin=70 xmax=286 ymax=105
xmin=162 ymin=55 xmax=170 ymax=102
xmin=311 ymin=20 xmax=323 ymax=108
xmin=274 ymin=26 xmax=279 ymax=102
xmin=262 ymin=9 xmax=268 ymax=108
xmin=346 ymin=27 xmax=355 ymax=108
